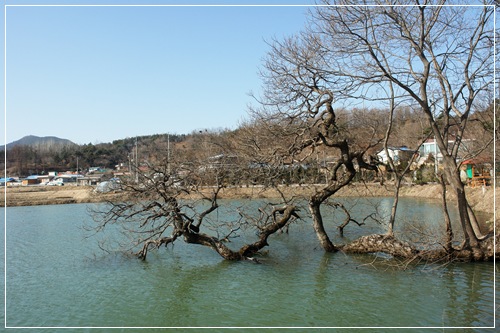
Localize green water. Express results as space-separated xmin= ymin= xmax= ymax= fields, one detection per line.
xmin=2 ymin=199 xmax=497 ymax=332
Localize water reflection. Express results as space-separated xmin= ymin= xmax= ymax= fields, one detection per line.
xmin=440 ymin=263 xmax=495 ymax=327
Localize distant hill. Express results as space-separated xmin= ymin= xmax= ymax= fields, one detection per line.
xmin=5 ymin=135 xmax=77 ymax=151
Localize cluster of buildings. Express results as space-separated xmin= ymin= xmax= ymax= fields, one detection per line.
xmin=0 ymin=168 xmax=117 ymax=187
xmin=1 ymin=138 xmax=492 ymax=188
xmin=376 ymin=139 xmax=492 ymax=187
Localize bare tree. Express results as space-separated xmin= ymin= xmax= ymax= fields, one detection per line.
xmin=89 ymin=146 xmax=300 ymax=261
xmin=380 ymin=84 xmax=426 ymax=236
xmin=249 ymin=30 xmax=382 ymax=253
xmin=305 ymin=1 xmax=496 ymax=260
xmin=89 ymin=2 xmax=497 ymax=263
xmin=250 ymin=1 xmax=496 ymax=261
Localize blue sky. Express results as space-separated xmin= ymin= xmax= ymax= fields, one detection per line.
xmin=3 ymin=1 xmax=313 ymax=145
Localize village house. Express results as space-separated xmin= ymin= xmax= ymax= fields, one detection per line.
xmin=77 ymin=175 xmax=106 ymax=186
xmin=22 ymin=175 xmax=53 ymax=185
xmin=0 ymin=177 xmax=20 ymax=186
xmin=376 ymin=146 xmax=414 ymax=166
xmin=418 ymin=138 xmax=476 ymax=165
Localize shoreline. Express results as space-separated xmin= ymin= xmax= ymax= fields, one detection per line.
xmin=2 ymin=183 xmax=496 ymax=216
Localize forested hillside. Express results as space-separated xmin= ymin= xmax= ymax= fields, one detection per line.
xmin=1 ymin=103 xmax=495 ymax=180
xmin=2 ymin=133 xmax=187 ymax=176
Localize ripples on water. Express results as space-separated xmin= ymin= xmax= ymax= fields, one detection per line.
xmin=1 ymin=200 xmax=497 ymax=332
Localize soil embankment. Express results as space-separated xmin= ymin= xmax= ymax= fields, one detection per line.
xmin=2 ymin=183 xmax=496 ymax=216
xmin=216 ymin=183 xmax=496 ymax=216
xmin=3 ymin=185 xmax=117 ymax=207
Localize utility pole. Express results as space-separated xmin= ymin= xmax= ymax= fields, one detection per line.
xmin=135 ymin=137 xmax=138 ymax=183
xmin=75 ymin=156 xmax=79 ymax=186
xmin=167 ymin=134 xmax=171 ymax=174
xmin=434 ymin=136 xmax=438 ymax=175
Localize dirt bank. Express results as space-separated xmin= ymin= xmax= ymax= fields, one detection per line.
xmin=219 ymin=183 xmax=496 ymax=216
xmin=3 ymin=185 xmax=120 ymax=207
xmin=2 ymin=183 xmax=496 ymax=216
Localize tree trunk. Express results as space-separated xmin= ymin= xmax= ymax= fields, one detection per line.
xmin=309 ymin=198 xmax=338 ymax=252
xmin=438 ymin=174 xmax=453 ymax=252
xmin=341 ymin=234 xmax=418 ymax=258
xmin=184 ymin=205 xmax=299 ymax=260
xmin=183 ymin=232 xmax=243 ymax=260
xmin=386 ymin=177 xmax=401 ymax=237
xmin=441 ymin=156 xmax=480 ymax=254
xmin=466 ymin=203 xmax=486 ymax=240
xmin=307 ymin=146 xmax=357 ymax=253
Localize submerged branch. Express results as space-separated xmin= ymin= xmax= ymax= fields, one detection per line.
xmin=239 ymin=205 xmax=299 ymax=258
xmin=137 ymin=234 xmax=179 ymax=260
xmin=341 ymin=233 xmax=499 ymax=263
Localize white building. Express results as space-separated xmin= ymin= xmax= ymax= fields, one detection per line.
xmin=377 ymin=146 xmax=414 ymax=165
xmin=418 ymin=138 xmax=474 ymax=164
xmin=419 ymin=139 xmax=443 ymax=162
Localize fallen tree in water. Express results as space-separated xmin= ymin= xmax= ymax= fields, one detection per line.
xmin=341 ymin=233 xmax=499 ymax=263
xmin=88 ymin=110 xmax=496 ymax=263
xmin=89 ymin=151 xmax=307 ymax=262
xmin=249 ymin=1 xmax=496 ymax=262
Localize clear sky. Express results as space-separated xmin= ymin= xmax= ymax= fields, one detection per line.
xmin=2 ymin=1 xmax=313 ymax=145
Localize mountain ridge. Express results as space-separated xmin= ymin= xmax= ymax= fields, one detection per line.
xmin=5 ymin=135 xmax=77 ymax=151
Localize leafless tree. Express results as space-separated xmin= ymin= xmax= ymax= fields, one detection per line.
xmin=305 ymin=0 xmax=496 ymax=260
xmin=250 ymin=0 xmax=497 ymax=260
xmin=249 ymin=27 xmax=382 ymax=253
xmin=89 ymin=147 xmax=300 ymax=261
xmin=380 ymin=83 xmax=427 ymax=237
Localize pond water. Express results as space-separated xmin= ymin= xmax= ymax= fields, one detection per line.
xmin=2 ymin=198 xmax=498 ymax=332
